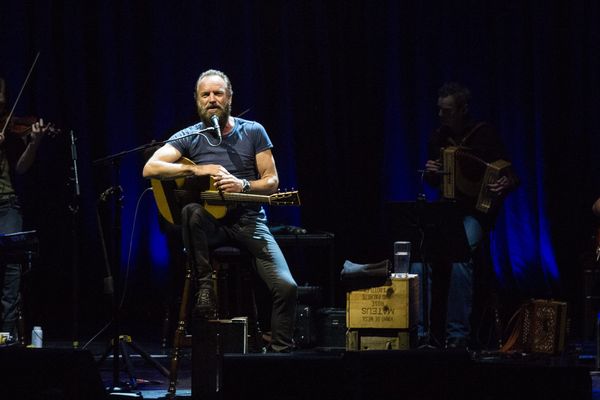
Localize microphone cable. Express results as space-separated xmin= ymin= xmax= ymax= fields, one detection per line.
xmin=82 ymin=186 xmax=154 ymax=349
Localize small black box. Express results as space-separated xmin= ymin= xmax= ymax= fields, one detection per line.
xmin=192 ymin=317 xmax=248 ymax=399
xmin=294 ymin=304 xmax=316 ymax=348
xmin=315 ymin=307 xmax=346 ymax=349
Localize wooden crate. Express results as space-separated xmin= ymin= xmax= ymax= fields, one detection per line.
xmin=346 ymin=275 xmax=419 ymax=329
xmin=346 ymin=328 xmax=416 ymax=351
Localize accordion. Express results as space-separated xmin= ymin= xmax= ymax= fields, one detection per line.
xmin=501 ymin=299 xmax=568 ymax=354
xmin=441 ymin=146 xmax=512 ymax=214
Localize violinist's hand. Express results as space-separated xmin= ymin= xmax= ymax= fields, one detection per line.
xmin=0 ymin=131 xmax=5 ymax=145
xmin=488 ymin=175 xmax=510 ymax=196
xmin=30 ymin=118 xmax=47 ymax=145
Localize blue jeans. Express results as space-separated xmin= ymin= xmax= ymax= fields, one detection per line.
xmin=410 ymin=215 xmax=483 ymax=342
xmin=0 ymin=201 xmax=23 ymax=337
xmin=181 ymin=204 xmax=297 ymax=352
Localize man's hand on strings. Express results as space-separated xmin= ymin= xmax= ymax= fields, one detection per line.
xmin=212 ymin=171 xmax=245 ymax=193
xmin=192 ymin=163 xmax=244 ymax=193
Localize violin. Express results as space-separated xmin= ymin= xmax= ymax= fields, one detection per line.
xmin=1 ymin=115 xmax=60 ymax=138
xmin=0 ymin=53 xmax=61 ymax=140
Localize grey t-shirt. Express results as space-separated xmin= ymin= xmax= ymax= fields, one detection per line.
xmin=168 ymin=117 xmax=273 ymax=219
xmin=169 ymin=117 xmax=273 ymax=182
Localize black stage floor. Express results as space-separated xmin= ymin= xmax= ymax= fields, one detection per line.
xmin=1 ymin=339 xmax=599 ymax=399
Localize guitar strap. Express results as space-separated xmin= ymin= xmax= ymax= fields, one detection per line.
xmin=457 ymin=122 xmax=486 ymax=147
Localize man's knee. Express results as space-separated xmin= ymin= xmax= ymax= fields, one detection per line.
xmin=181 ymin=203 xmax=202 ymax=221
xmin=277 ymin=279 xmax=297 ymax=303
xmin=182 ymin=203 xmax=214 ymax=229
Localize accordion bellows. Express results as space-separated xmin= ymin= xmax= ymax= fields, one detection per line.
xmin=441 ymin=146 xmax=512 ymax=214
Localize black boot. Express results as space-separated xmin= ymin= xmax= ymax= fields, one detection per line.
xmin=193 ymin=286 xmax=217 ymax=319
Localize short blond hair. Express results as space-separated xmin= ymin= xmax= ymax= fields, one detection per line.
xmin=195 ymin=69 xmax=233 ymax=96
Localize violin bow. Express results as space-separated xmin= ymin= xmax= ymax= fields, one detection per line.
xmin=1 ymin=51 xmax=41 ymax=137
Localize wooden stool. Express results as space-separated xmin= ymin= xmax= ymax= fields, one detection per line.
xmin=167 ymin=246 xmax=259 ymax=397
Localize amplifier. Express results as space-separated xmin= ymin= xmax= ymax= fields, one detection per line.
xmin=315 ymin=307 xmax=346 ymax=349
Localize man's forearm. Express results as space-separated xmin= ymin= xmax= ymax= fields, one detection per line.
xmin=143 ymin=160 xmax=195 ymax=180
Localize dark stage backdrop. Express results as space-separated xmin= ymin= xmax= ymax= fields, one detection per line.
xmin=1 ymin=1 xmax=599 ymax=341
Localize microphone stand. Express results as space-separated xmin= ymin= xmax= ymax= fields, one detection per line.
xmin=415 ymin=171 xmax=435 ymax=348
xmin=69 ymin=131 xmax=81 ymax=349
xmin=93 ymin=127 xmax=217 ymax=166
xmin=413 ymin=169 xmax=468 ymax=349
xmin=92 ymin=127 xmax=214 ymax=392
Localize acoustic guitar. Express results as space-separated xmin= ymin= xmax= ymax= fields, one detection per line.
xmin=150 ymin=157 xmax=301 ymax=225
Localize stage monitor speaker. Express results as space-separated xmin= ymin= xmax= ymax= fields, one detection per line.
xmin=583 ymin=267 xmax=600 ymax=340
xmin=0 ymin=347 xmax=106 ymax=400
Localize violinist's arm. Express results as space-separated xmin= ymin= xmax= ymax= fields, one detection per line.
xmin=0 ymin=117 xmax=10 ymax=145
xmin=15 ymin=120 xmax=46 ymax=174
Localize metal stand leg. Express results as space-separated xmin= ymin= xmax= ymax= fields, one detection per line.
xmin=167 ymin=261 xmax=193 ymax=397
xmin=98 ymin=334 xmax=170 ymax=390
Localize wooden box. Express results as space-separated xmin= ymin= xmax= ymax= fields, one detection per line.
xmin=346 ymin=275 xmax=419 ymax=329
xmin=346 ymin=328 xmax=416 ymax=351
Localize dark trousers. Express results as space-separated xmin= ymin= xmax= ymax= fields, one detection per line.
xmin=181 ymin=203 xmax=297 ymax=352
xmin=0 ymin=201 xmax=23 ymax=337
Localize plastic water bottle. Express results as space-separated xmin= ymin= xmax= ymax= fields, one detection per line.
xmin=596 ymin=313 xmax=600 ymax=370
xmin=32 ymin=326 xmax=43 ymax=348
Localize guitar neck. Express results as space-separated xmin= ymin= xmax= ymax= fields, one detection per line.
xmin=200 ymin=191 xmax=273 ymax=204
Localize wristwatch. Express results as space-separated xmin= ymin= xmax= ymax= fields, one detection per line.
xmin=241 ymin=179 xmax=251 ymax=193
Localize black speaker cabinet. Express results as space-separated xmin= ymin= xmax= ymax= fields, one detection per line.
xmin=583 ymin=268 xmax=600 ymax=340
xmin=0 ymin=347 xmax=106 ymax=400
xmin=315 ymin=307 xmax=346 ymax=349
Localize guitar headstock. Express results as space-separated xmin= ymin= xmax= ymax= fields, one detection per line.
xmin=270 ymin=190 xmax=301 ymax=206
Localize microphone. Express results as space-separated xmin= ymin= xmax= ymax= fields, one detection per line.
xmin=210 ymin=114 xmax=221 ymax=140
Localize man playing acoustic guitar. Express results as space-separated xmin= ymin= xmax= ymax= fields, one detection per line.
xmin=143 ymin=69 xmax=297 ymax=353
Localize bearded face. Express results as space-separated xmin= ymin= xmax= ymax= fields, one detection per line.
xmin=195 ymin=75 xmax=232 ymax=128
